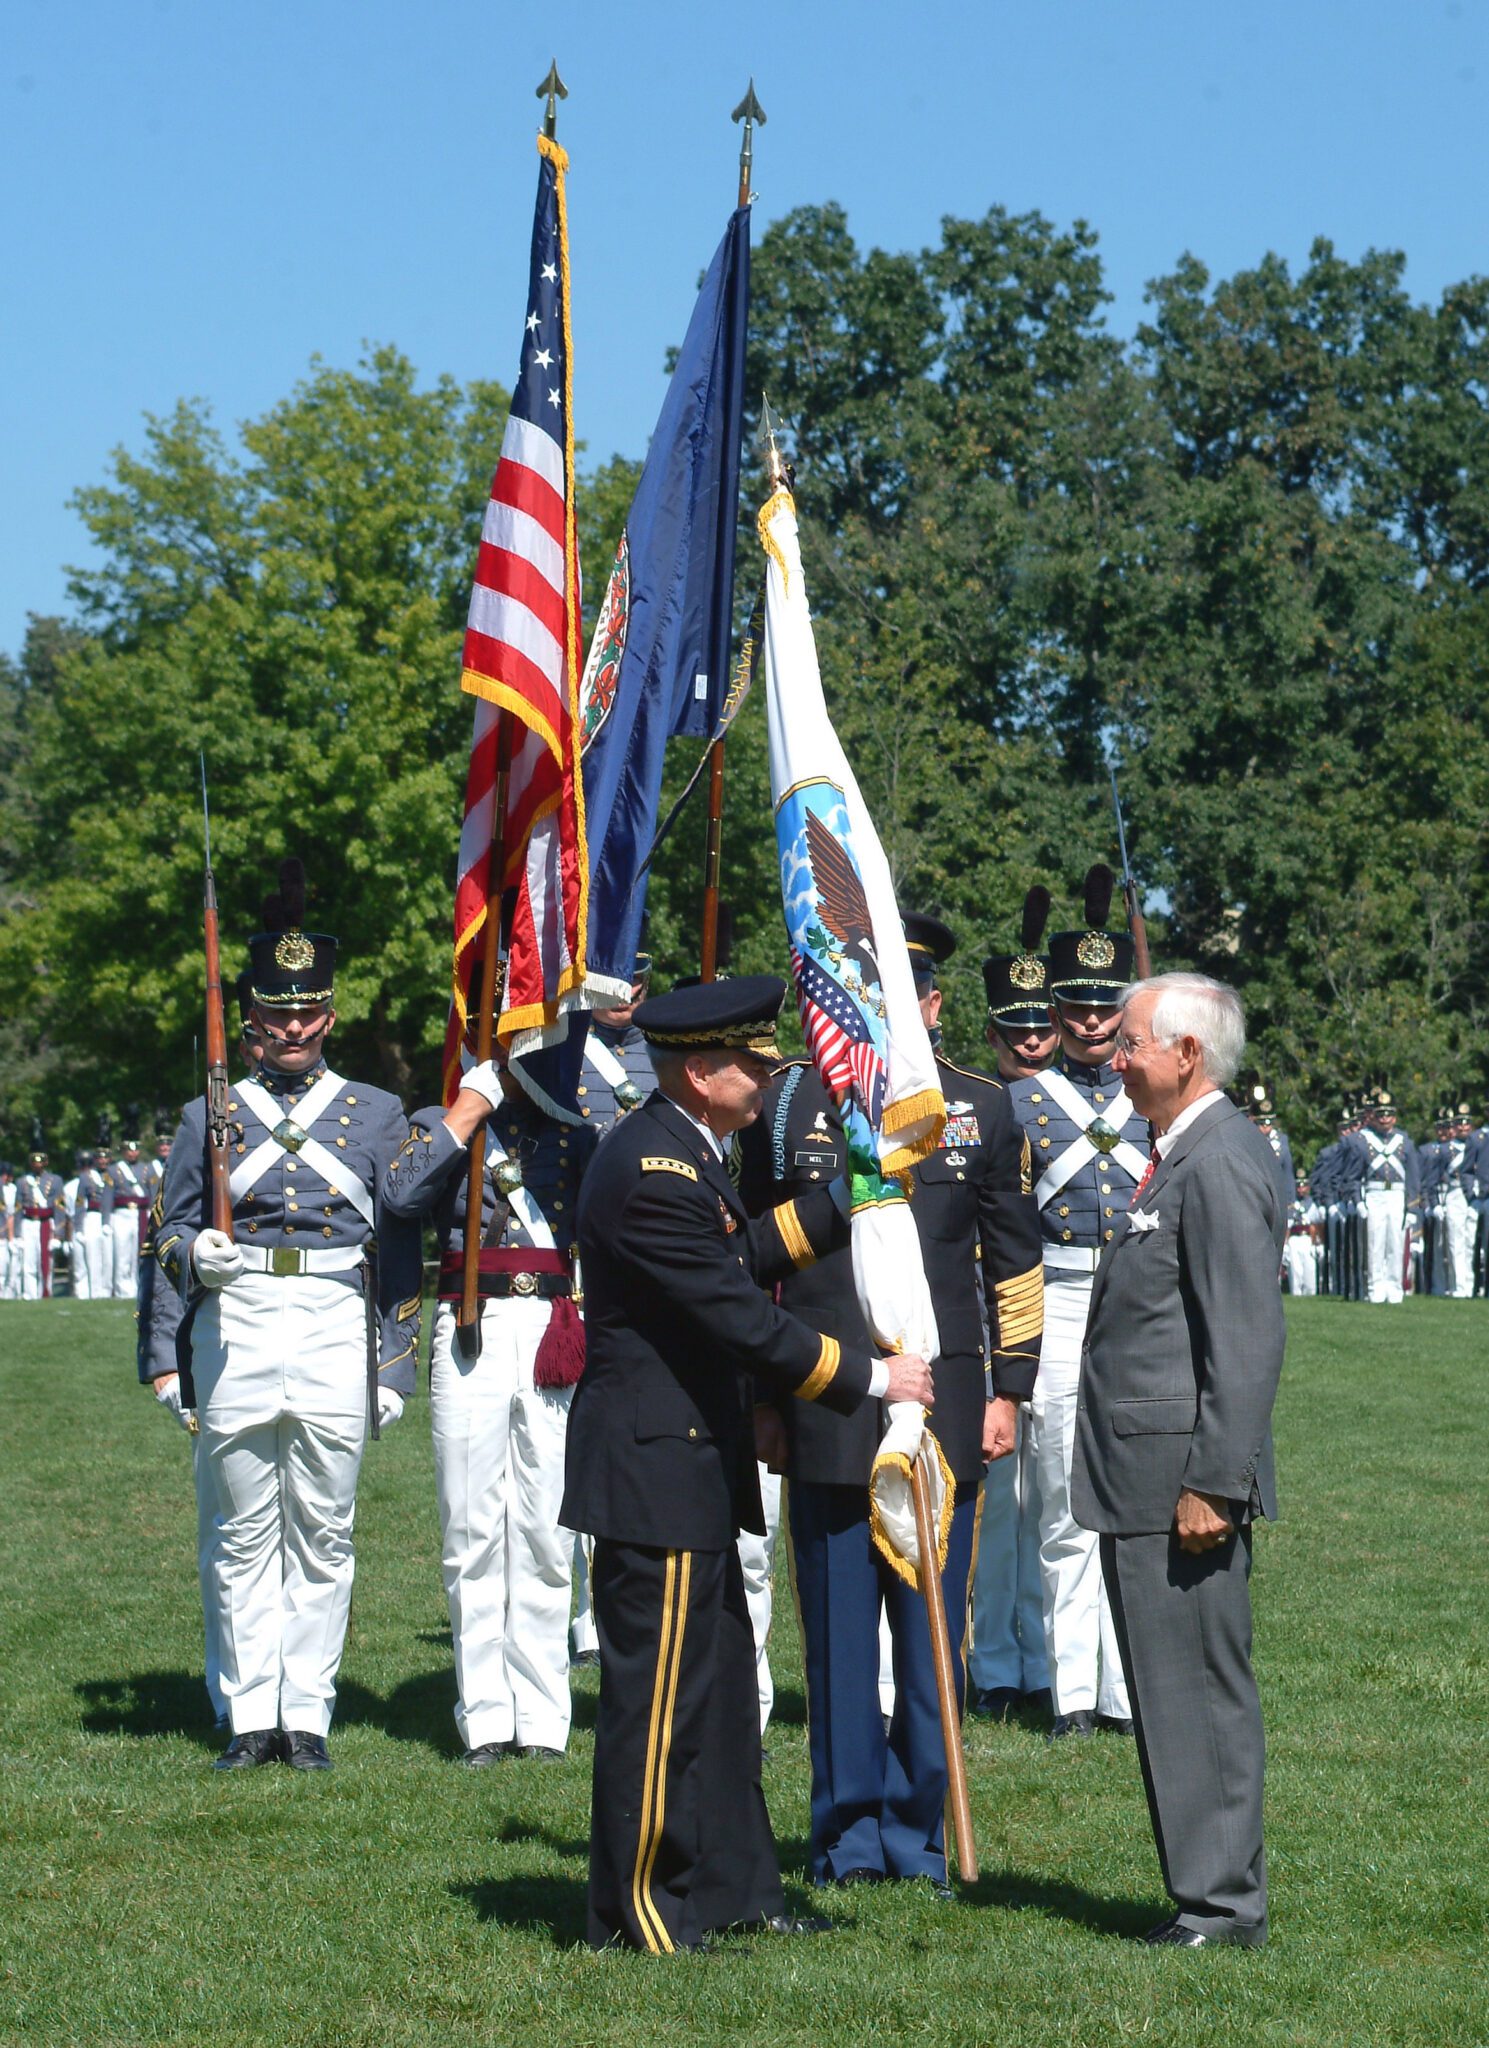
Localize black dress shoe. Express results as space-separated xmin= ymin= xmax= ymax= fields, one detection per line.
xmin=1097 ymin=1714 xmax=1135 ymax=1736
xmin=759 ymin=1911 xmax=835 ymax=1935
xmin=571 ymin=1649 xmax=601 ymax=1669
xmin=284 ymin=1730 xmax=333 ymax=1771
xmin=972 ymin=1685 xmax=1021 ymax=1722
xmin=1019 ymin=1687 xmax=1054 ymax=1722
xmin=1143 ymin=1914 xmax=1267 ymax=1949
xmin=519 ymin=1744 xmax=565 ymax=1761
xmin=213 ymin=1729 xmax=283 ymax=1770
xmin=460 ymin=1741 xmax=512 ymax=1767
xmin=1048 ymin=1710 xmax=1096 ymax=1741
xmin=828 ymin=1867 xmax=885 ymax=1888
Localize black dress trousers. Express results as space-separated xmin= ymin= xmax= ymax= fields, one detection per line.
xmin=587 ymin=1539 xmax=784 ymax=1953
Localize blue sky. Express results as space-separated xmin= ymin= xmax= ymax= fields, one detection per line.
xmin=4 ymin=0 xmax=1485 ymax=658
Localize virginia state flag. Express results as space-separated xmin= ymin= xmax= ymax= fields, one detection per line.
xmin=760 ymin=477 xmax=951 ymax=1586
xmin=579 ymin=206 xmax=750 ymax=1000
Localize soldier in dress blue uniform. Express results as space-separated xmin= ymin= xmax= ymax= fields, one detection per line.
xmin=156 ymin=868 xmax=421 ymax=1770
xmin=1009 ymin=864 xmax=1144 ymax=1738
xmin=1329 ymin=1104 xmax=1369 ymax=1299
xmin=1418 ymin=1111 xmax=1451 ymax=1295
xmin=383 ymin=1023 xmax=597 ymax=1764
xmin=1357 ymin=1090 xmax=1421 ymax=1304
xmin=562 ymin=975 xmax=935 ymax=1953
xmin=737 ymin=916 xmax=1043 ymax=1890
xmin=967 ymin=889 xmax=1057 ymax=1721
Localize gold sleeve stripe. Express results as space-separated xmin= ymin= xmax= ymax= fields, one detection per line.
xmin=797 ymin=1335 xmax=841 ymax=1402
xmin=773 ymin=1200 xmax=814 ymax=1270
xmin=994 ymin=1266 xmax=1044 ymax=1349
xmin=396 ymin=1295 xmax=420 ymax=1323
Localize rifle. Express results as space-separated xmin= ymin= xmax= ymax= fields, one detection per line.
xmin=1108 ymin=766 xmax=1151 ymax=979
xmin=200 ymin=757 xmax=233 ymax=1239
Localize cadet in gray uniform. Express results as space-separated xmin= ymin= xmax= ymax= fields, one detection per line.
xmin=384 ymin=1026 xmax=596 ymax=1763
xmin=156 ymin=870 xmax=421 ymax=1770
xmin=1008 ymin=866 xmax=1142 ymax=1738
xmin=1358 ymin=1091 xmax=1421 ymax=1304
xmin=16 ymin=1145 xmax=64 ymax=1299
xmin=108 ymin=1136 xmax=152 ymax=1297
xmin=569 ymin=955 xmax=656 ymax=1665
xmin=969 ymin=888 xmax=1057 ymax=1720
xmin=72 ymin=1137 xmax=114 ymax=1300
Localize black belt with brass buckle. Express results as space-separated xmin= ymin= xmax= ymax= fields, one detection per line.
xmin=469 ymin=1270 xmax=572 ymax=1301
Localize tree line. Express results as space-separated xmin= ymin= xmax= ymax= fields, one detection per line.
xmin=2 ymin=203 xmax=1486 ymax=1159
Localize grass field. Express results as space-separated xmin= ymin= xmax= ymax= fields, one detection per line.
xmin=1 ymin=1297 xmax=1485 ymax=2048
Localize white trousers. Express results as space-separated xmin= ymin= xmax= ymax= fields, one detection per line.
xmin=570 ymin=1536 xmax=599 ymax=1658
xmin=970 ymin=1405 xmax=1048 ymax=1694
xmin=430 ymin=1298 xmax=575 ymax=1753
xmin=1 ymin=1232 xmax=20 ymax=1299
xmin=1364 ymin=1186 xmax=1406 ymax=1304
xmin=1283 ymin=1235 xmax=1318 ymax=1296
xmin=18 ymin=1218 xmax=46 ymax=1299
xmin=193 ymin=1274 xmax=368 ymax=1736
xmin=74 ymin=1216 xmax=109 ymax=1299
xmin=1027 ymin=1275 xmax=1130 ymax=1719
xmin=110 ymin=1210 xmax=141 ymax=1297
xmin=194 ymin=1434 xmax=227 ymax=1723
xmin=1442 ymin=1188 xmax=1475 ymax=1298
xmin=737 ymin=1464 xmax=781 ymax=1734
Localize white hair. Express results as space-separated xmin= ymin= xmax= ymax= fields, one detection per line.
xmin=1119 ymin=972 xmax=1246 ymax=1087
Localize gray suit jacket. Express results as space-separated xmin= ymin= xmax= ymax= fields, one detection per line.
xmin=1072 ymin=1095 xmax=1286 ymax=1537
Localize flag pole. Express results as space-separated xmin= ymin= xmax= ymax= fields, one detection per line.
xmin=699 ymin=81 xmax=764 ymax=982
xmin=456 ymin=63 xmax=567 ymax=1348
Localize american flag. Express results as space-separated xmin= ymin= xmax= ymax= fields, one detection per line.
xmin=444 ymin=132 xmax=589 ymax=1100
xmin=792 ymin=948 xmax=888 ymax=1127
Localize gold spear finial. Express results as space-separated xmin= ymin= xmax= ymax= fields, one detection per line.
xmin=536 ymin=61 xmax=568 ymax=139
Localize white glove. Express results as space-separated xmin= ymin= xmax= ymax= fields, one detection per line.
xmin=192 ymin=1228 xmax=246 ymax=1289
xmin=376 ymin=1387 xmax=405 ymax=1430
xmin=154 ymin=1374 xmax=194 ymax=1434
xmin=460 ymin=1060 xmax=503 ymax=1110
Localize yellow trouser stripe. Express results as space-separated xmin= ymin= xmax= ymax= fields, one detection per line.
xmin=632 ymin=1549 xmax=692 ymax=1954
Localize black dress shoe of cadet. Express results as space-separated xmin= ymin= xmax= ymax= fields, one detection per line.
xmin=571 ymin=1649 xmax=601 ymax=1669
xmin=284 ymin=1730 xmax=333 ymax=1771
xmin=972 ymin=1685 xmax=1021 ymax=1721
xmin=214 ymin=1729 xmax=283 ymax=1770
xmin=519 ymin=1744 xmax=565 ymax=1761
xmin=758 ymin=1911 xmax=835 ymax=1935
xmin=1048 ymin=1710 xmax=1096 ymax=1741
xmin=1097 ymin=1715 xmax=1135 ymax=1736
xmin=1143 ymin=1914 xmax=1266 ymax=1949
xmin=830 ymin=1867 xmax=885 ymax=1888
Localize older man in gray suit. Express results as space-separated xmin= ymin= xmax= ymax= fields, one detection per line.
xmin=1073 ymin=973 xmax=1285 ymax=1949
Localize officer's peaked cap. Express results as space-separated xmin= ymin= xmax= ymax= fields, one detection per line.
xmin=636 ymin=974 xmax=785 ymax=1059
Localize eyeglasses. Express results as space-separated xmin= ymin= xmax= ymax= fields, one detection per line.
xmin=1114 ymin=1032 xmax=1153 ymax=1057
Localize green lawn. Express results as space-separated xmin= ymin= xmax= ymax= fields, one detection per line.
xmin=1 ymin=1297 xmax=1484 ymax=2047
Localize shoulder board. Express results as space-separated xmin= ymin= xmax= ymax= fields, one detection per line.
xmin=641 ymin=1156 xmax=698 ymax=1182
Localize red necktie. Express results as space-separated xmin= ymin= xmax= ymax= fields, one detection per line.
xmin=1130 ymin=1143 xmax=1161 ymax=1209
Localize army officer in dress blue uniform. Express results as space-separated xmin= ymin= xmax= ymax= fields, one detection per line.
xmin=383 ymin=1025 xmax=596 ymax=1763
xmin=737 ymin=916 xmax=1043 ymax=1891
xmin=156 ymin=877 xmax=421 ymax=1770
xmin=1008 ymin=866 xmax=1143 ymax=1738
xmin=561 ymin=976 xmax=934 ymax=1954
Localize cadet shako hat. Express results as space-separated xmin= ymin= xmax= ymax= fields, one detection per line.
xmin=984 ymin=886 xmax=1053 ymax=1026
xmin=902 ymin=912 xmax=956 ymax=990
xmin=249 ymin=858 xmax=337 ymax=1007
xmin=636 ymin=974 xmax=786 ymax=1060
xmin=1048 ymin=865 xmax=1134 ymax=1005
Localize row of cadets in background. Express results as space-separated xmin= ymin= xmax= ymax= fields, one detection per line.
xmin=0 ymin=1122 xmax=174 ymax=1300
